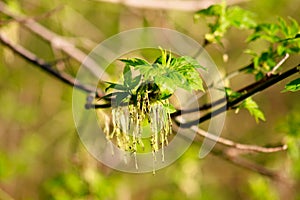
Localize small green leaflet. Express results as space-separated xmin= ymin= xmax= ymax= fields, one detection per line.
xmin=119 ymin=58 xmax=149 ymax=66
xmin=163 ymin=103 xmax=177 ymax=114
xmin=105 ymin=66 xmax=142 ymax=92
xmin=239 ymin=97 xmax=266 ymax=123
xmin=194 ymin=3 xmax=256 ymax=29
xmin=194 ymin=2 xmax=256 ymax=44
xmin=105 ymin=82 xmax=128 ymax=92
xmin=115 ymin=92 xmax=130 ymax=106
xmin=226 ymin=6 xmax=256 ymax=29
xmin=123 ymin=64 xmax=142 ymax=89
xmin=247 ymin=17 xmax=300 ymax=43
xmin=282 ymin=78 xmax=300 ymax=92
xmin=179 ymin=56 xmax=206 ymax=70
xmin=226 ymin=88 xmax=265 ymax=123
xmin=194 ymin=4 xmax=222 ymax=18
xmin=225 ymin=87 xmax=242 ymax=100
xmin=123 ymin=64 xmax=132 ymax=84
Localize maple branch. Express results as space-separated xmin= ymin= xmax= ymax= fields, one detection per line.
xmin=0 ymin=1 xmax=109 ymax=80
xmin=211 ymin=148 xmax=286 ymax=181
xmin=178 ymin=64 xmax=300 ymax=128
xmin=0 ymin=32 xmax=103 ymax=96
xmin=191 ymin=126 xmax=287 ymax=153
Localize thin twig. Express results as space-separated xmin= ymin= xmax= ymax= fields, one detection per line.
xmin=0 ymin=5 xmax=64 ymax=25
xmin=92 ymin=0 xmax=249 ymax=11
xmin=190 ymin=128 xmax=287 ymax=180
xmin=0 ymin=187 xmax=15 ymax=200
xmin=0 ymin=1 xmax=109 ymax=80
xmin=211 ymin=148 xmax=285 ymax=180
xmin=191 ymin=126 xmax=287 ymax=153
xmin=267 ymin=53 xmax=290 ymax=76
xmin=0 ymin=32 xmax=103 ymax=96
xmin=172 ymin=121 xmax=287 ymax=180
xmin=221 ymin=62 xmax=254 ymax=83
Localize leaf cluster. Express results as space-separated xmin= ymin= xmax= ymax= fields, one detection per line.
xmin=226 ymin=88 xmax=265 ymax=123
xmin=194 ymin=2 xmax=300 ymax=123
xmin=103 ymin=48 xmax=205 ymax=106
xmin=246 ymin=17 xmax=300 ymax=80
xmin=195 ymin=2 xmax=299 ymax=86
xmin=194 ymin=1 xmax=256 ymax=44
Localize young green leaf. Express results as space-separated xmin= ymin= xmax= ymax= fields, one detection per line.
xmin=115 ymin=92 xmax=130 ymax=106
xmin=194 ymin=4 xmax=222 ymax=17
xmin=100 ymin=91 xmax=129 ymax=100
xmin=123 ymin=64 xmax=132 ymax=84
xmin=282 ymin=78 xmax=300 ymax=92
xmin=225 ymin=87 xmax=242 ymax=100
xmin=154 ymin=75 xmax=177 ymax=94
xmin=128 ymin=75 xmax=142 ymax=89
xmin=163 ymin=103 xmax=177 ymax=114
xmin=119 ymin=58 xmax=149 ymax=67
xmin=195 ymin=2 xmax=256 ymax=45
xmin=240 ymin=98 xmax=266 ymax=123
xmin=226 ymin=6 xmax=256 ymax=29
xmin=105 ymin=82 xmax=129 ymax=92
xmin=180 ymin=56 xmax=206 ymax=70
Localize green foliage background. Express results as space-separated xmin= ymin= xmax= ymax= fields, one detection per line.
xmin=0 ymin=0 xmax=300 ymax=199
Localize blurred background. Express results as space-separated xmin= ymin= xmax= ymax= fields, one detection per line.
xmin=0 ymin=0 xmax=300 ymax=199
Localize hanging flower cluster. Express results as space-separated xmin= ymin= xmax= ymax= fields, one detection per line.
xmin=110 ymin=96 xmax=172 ymax=162
xmin=99 ymin=48 xmax=205 ymax=169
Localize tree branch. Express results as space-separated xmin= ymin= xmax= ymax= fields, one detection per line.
xmin=0 ymin=32 xmax=103 ymax=96
xmin=191 ymin=126 xmax=287 ymax=153
xmin=189 ymin=127 xmax=287 ymax=180
xmin=92 ymin=0 xmax=249 ymax=11
xmin=176 ymin=52 xmax=290 ymax=116
xmin=178 ymin=64 xmax=300 ymax=128
xmin=0 ymin=1 xmax=109 ymax=80
xmin=0 ymin=5 xmax=64 ymax=25
xmin=211 ymin=148 xmax=286 ymax=181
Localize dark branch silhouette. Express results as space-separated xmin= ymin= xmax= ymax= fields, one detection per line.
xmin=0 ymin=33 xmax=103 ymax=97
xmin=178 ymin=65 xmax=300 ymax=128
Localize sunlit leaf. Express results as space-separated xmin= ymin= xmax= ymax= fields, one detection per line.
xmin=123 ymin=64 xmax=132 ymax=84
xmin=180 ymin=56 xmax=206 ymax=70
xmin=163 ymin=103 xmax=177 ymax=114
xmin=282 ymin=78 xmax=300 ymax=92
xmin=226 ymin=6 xmax=257 ymax=29
xmin=194 ymin=4 xmax=222 ymax=17
xmin=278 ymin=17 xmax=289 ymax=37
xmin=128 ymin=75 xmax=141 ymax=89
xmin=240 ymin=98 xmax=266 ymax=123
xmin=119 ymin=58 xmax=149 ymax=67
xmin=115 ymin=92 xmax=130 ymax=106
